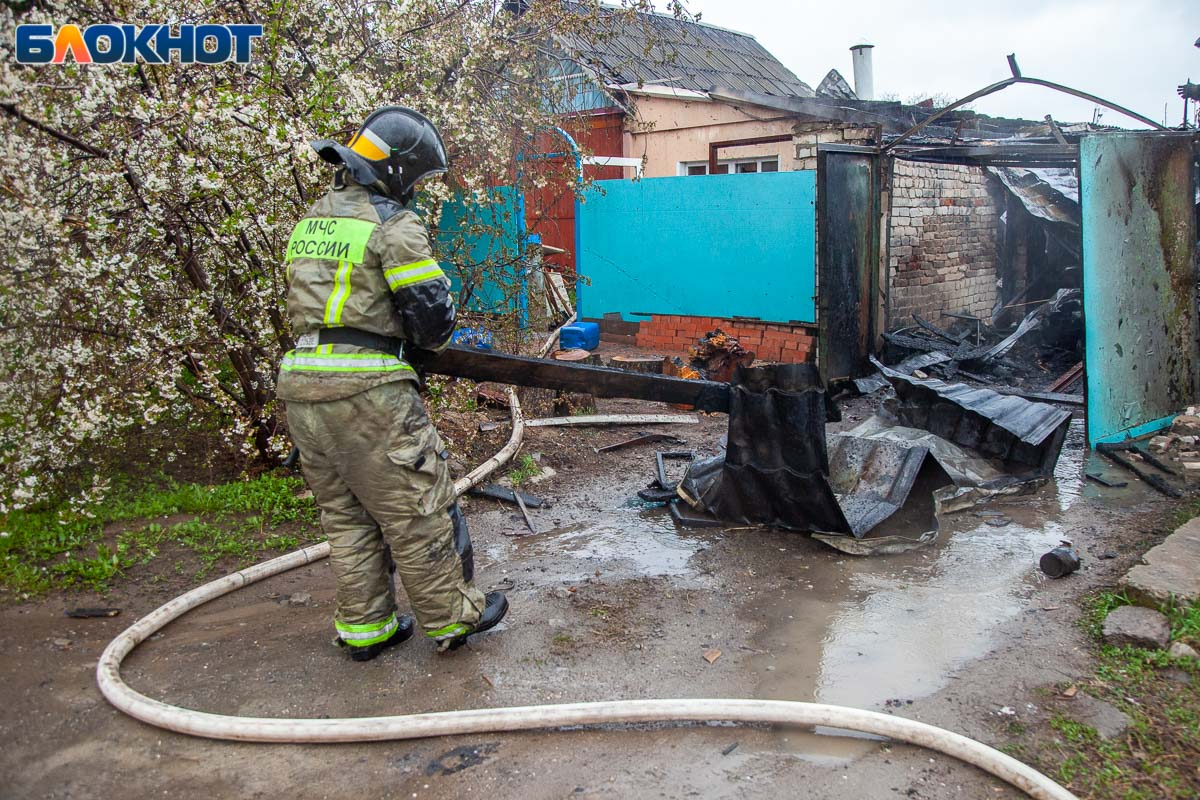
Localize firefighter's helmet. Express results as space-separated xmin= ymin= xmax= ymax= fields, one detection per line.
xmin=311 ymin=107 xmax=448 ymax=201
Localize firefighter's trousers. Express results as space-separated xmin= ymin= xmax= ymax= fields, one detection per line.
xmin=286 ymin=380 xmax=485 ymax=647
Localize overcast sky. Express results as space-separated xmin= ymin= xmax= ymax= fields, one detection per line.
xmin=681 ymin=0 xmax=1200 ymax=128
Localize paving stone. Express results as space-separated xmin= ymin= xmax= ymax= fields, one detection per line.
xmin=1102 ymin=606 xmax=1171 ymax=650
xmin=1065 ymin=694 xmax=1132 ymax=740
xmin=1122 ymin=518 xmax=1200 ymax=606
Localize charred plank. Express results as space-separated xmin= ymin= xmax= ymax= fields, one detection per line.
xmin=413 ymin=346 xmax=731 ymax=413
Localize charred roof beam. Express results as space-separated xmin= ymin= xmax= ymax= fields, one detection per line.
xmin=883 ymin=58 xmax=1166 ymax=153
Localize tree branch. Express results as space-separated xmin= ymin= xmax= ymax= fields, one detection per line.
xmin=1 ymin=103 xmax=110 ymax=159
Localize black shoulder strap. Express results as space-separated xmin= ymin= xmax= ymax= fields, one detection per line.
xmin=369 ymin=192 xmax=409 ymax=224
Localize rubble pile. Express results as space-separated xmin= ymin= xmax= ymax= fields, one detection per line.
xmin=865 ymin=289 xmax=1083 ymax=400
xmin=662 ymin=361 xmax=1070 ymax=555
xmin=1148 ymin=409 xmax=1200 ymax=470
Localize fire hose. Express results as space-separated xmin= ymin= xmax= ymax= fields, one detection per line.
xmin=95 ymin=323 xmax=1077 ymax=800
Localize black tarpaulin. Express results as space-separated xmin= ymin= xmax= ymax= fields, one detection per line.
xmin=678 ymin=364 xmax=853 ymax=535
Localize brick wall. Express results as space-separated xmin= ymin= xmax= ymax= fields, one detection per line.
xmin=887 ymin=161 xmax=1001 ymax=325
xmin=633 ymin=314 xmax=817 ymax=364
xmin=792 ymin=123 xmax=878 ymax=169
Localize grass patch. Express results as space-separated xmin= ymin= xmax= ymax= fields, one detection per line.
xmin=0 ymin=473 xmax=321 ymax=597
xmin=1082 ymin=588 xmax=1136 ymax=638
xmin=1023 ymin=590 xmax=1200 ymax=799
xmin=506 ymin=454 xmax=541 ymax=487
xmin=1163 ymin=598 xmax=1200 ymax=647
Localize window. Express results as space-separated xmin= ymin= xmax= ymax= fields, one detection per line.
xmin=679 ymin=157 xmax=781 ymax=176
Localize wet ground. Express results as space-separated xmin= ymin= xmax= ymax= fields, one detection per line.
xmin=0 ymin=394 xmax=1177 ymax=799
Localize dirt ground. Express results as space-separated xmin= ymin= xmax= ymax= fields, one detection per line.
xmin=0 ymin=382 xmax=1181 ymax=799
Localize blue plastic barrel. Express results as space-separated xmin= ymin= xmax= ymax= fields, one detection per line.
xmin=560 ymin=322 xmax=600 ymax=351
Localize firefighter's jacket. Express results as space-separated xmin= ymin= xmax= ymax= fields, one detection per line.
xmin=276 ymin=180 xmax=454 ymax=403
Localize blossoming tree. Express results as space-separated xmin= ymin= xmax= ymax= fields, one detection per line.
xmin=0 ymin=0 xmax=685 ymax=511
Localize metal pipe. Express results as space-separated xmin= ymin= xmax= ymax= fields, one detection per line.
xmin=883 ymin=77 xmax=1019 ymax=152
xmin=851 ymin=44 xmax=875 ymax=101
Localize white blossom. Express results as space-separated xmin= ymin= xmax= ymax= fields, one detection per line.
xmin=0 ymin=0 xmax=682 ymax=510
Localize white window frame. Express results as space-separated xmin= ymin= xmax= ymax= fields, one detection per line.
xmin=678 ymin=157 xmax=781 ymax=176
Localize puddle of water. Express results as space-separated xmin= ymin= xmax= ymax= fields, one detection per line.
xmin=816 ymin=420 xmax=1087 ymax=707
xmin=509 ymin=506 xmax=711 ymax=584
xmin=756 ymin=419 xmax=1088 ymax=760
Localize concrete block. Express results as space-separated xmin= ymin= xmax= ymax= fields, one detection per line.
xmin=1122 ymin=517 xmax=1200 ymax=605
xmin=1103 ymin=605 xmax=1171 ymax=649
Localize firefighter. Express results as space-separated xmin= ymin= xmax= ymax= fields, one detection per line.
xmin=277 ymin=107 xmax=508 ymax=661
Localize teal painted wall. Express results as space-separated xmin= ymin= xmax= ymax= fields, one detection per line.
xmin=577 ymin=172 xmax=817 ymax=323
xmin=1079 ymin=133 xmax=1199 ymax=446
xmin=432 ymin=186 xmax=524 ymax=314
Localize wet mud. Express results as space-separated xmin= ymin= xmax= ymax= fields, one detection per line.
xmin=0 ymin=401 xmax=1174 ymax=799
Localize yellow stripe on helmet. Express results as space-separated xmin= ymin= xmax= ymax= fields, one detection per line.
xmin=349 ymin=127 xmax=389 ymax=161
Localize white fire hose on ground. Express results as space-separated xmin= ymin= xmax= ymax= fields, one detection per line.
xmin=95 ymin=322 xmax=1077 ymax=800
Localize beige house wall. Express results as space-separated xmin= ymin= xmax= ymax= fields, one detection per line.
xmin=623 ymin=94 xmax=800 ymax=178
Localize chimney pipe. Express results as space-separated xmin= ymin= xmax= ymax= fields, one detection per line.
xmin=850 ymin=43 xmax=875 ymax=101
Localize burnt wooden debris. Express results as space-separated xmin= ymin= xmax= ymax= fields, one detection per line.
xmin=465 ymin=484 xmax=549 ymax=509
xmin=1048 ymin=362 xmax=1084 ymax=392
xmin=1084 ymin=471 xmax=1128 ymax=488
xmin=1095 ymin=442 xmax=1182 ymax=497
xmin=413 ymin=346 xmax=732 ymax=413
xmin=596 ymin=432 xmax=685 ymax=454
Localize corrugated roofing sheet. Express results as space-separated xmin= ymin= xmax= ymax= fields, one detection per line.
xmin=872 ymin=358 xmax=1072 ymax=477
xmin=561 ymin=9 xmax=814 ymax=98
xmin=989 ymin=167 xmax=1080 ymax=226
